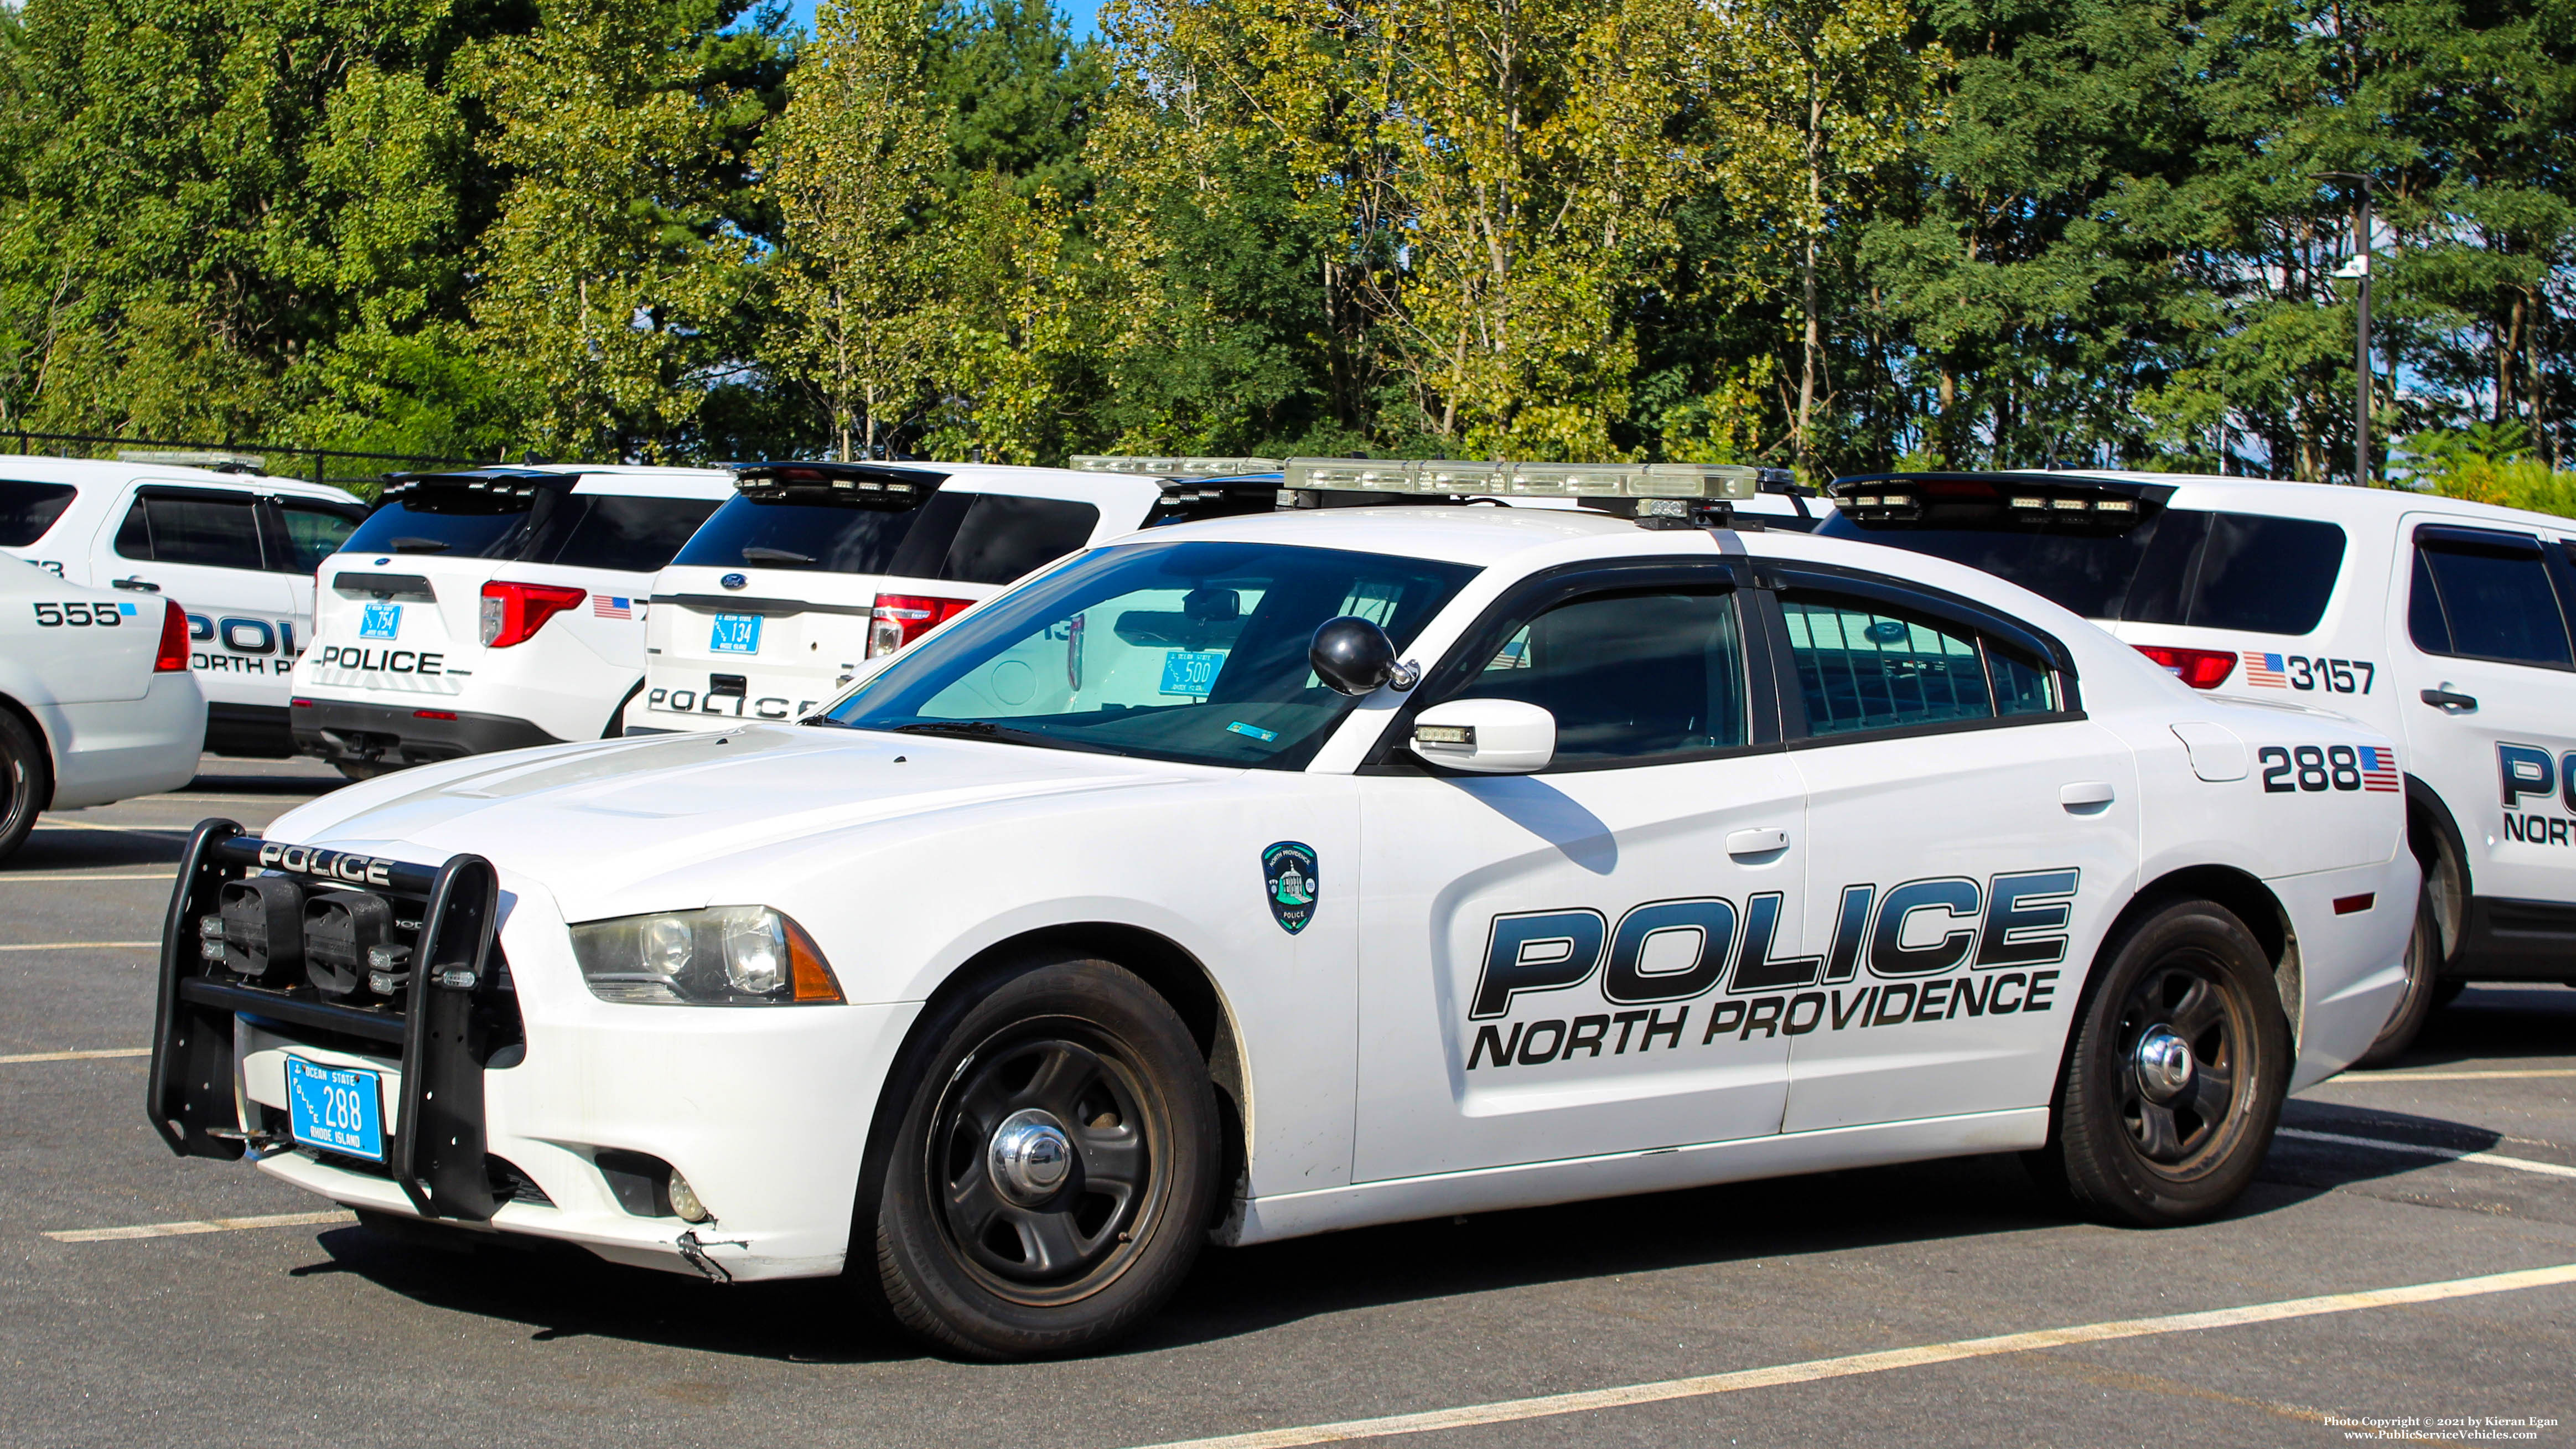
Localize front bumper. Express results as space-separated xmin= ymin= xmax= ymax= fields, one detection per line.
xmin=291 ymin=696 xmax=561 ymax=770
xmin=149 ymin=824 xmax=919 ymax=1282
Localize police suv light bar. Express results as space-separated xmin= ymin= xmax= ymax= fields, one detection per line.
xmin=730 ymin=460 xmax=946 ymax=505
xmin=379 ymin=467 xmax=581 ymax=503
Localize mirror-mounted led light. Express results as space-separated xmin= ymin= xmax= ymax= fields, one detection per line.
xmin=572 ymin=907 xmax=843 ymax=1006
xmin=1414 ymin=723 xmax=1475 ymax=748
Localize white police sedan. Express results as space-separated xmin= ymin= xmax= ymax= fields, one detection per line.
xmin=147 ymin=500 xmax=2414 ymax=1359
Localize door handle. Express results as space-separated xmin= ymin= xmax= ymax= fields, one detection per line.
xmin=2060 ymin=781 xmax=2116 ymax=810
xmin=111 ymin=576 xmax=160 ymax=593
xmin=1727 ymin=827 xmax=1791 ymax=857
xmin=2420 ymin=687 xmax=2477 ymax=712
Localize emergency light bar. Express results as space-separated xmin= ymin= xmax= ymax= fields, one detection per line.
xmin=1828 ymin=472 xmax=2166 ymax=527
xmin=730 ymin=460 xmax=946 ymax=505
xmin=1070 ymin=456 xmax=1285 ymax=478
xmin=379 ymin=468 xmax=578 ymax=504
xmin=1282 ymin=458 xmax=1771 ymax=501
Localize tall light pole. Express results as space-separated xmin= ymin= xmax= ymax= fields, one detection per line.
xmin=2315 ymin=172 xmax=2377 ymax=484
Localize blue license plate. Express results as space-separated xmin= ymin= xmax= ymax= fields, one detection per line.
xmin=709 ymin=614 xmax=762 ymax=655
xmin=360 ymin=602 xmax=401 ymax=640
xmin=285 ymin=1057 xmax=385 ymax=1161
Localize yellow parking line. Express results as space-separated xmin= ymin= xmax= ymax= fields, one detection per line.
xmin=1133 ymin=1262 xmax=2576 ymax=1449
xmin=45 ymin=1211 xmax=352 ymax=1244
xmin=2330 ymin=1069 xmax=2576 ymax=1083
xmin=0 ymin=941 xmax=157 ymax=951
xmin=2276 ymin=1127 xmax=2576 ymax=1179
xmin=0 ymin=1048 xmax=149 ymax=1064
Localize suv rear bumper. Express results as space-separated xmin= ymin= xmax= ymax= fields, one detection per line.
xmin=292 ymin=697 xmax=561 ymax=770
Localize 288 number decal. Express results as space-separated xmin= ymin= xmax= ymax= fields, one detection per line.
xmin=30 ymin=601 xmax=123 ymax=627
xmin=2263 ymin=744 xmax=2359 ymax=792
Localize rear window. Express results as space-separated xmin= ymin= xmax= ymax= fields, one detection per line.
xmin=343 ymin=499 xmax=531 ymax=559
xmin=668 ymin=486 xmax=1096 ymax=581
xmin=0 ymin=480 xmax=77 ymax=546
xmin=518 ymin=493 xmax=722 ymax=572
xmin=1824 ymin=504 xmax=2346 ymax=635
xmin=672 ymin=495 xmax=935 ymax=573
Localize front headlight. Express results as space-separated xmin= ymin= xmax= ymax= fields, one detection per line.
xmin=571 ymin=906 xmax=844 ymax=1006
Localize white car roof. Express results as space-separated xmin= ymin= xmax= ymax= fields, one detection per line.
xmin=1974 ymin=468 xmax=2574 ymax=537
xmin=0 ymin=453 xmax=365 ymax=506
xmin=562 ymin=466 xmax=738 ymax=500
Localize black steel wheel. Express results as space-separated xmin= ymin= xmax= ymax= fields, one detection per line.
xmin=0 ymin=708 xmax=50 ymax=862
xmin=2350 ymin=886 xmax=2443 ymax=1069
xmin=867 ymin=956 xmax=1219 ymax=1359
xmin=2034 ymin=898 xmax=2289 ymax=1226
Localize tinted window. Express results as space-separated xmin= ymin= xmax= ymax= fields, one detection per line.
xmin=828 ymin=541 xmax=1478 ymax=770
xmin=117 ymin=491 xmax=265 ymax=570
xmin=2411 ymin=532 xmax=2573 ymax=668
xmin=521 ymin=493 xmax=722 ymax=573
xmin=672 ymin=495 xmax=939 ymax=574
xmin=272 ymin=502 xmax=362 ymax=572
xmin=2182 ymin=514 xmax=2345 ymax=634
xmin=932 ymin=494 xmax=1101 ymax=586
xmin=0 ymin=480 xmax=77 ymax=546
xmin=1821 ymin=510 xmax=2190 ymax=620
xmin=1782 ymin=593 xmax=2056 ymax=736
xmin=343 ymin=499 xmax=531 ymax=558
xmin=1443 ymin=589 xmax=1748 ymax=765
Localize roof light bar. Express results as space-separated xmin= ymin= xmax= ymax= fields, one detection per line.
xmin=1070 ymin=456 xmax=1286 ymax=478
xmin=1278 ymin=458 xmax=1764 ymax=501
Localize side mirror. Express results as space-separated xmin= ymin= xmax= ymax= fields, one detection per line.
xmin=1311 ymin=615 xmax=1404 ymax=696
xmin=1408 ymin=698 xmax=1556 ymax=774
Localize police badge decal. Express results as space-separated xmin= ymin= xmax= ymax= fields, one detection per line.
xmin=1261 ymin=841 xmax=1319 ymax=935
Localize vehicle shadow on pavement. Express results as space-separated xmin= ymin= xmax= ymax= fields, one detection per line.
xmin=8 ymin=822 xmax=185 ymax=872
xmin=2356 ymin=985 xmax=2576 ymax=1071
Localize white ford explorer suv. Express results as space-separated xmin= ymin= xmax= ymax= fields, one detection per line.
xmin=1824 ymin=470 xmax=2576 ymax=1062
xmin=149 ymin=490 xmax=2411 ymax=1359
xmin=0 ymin=456 xmax=367 ymax=759
xmin=291 ymin=466 xmax=734 ymax=777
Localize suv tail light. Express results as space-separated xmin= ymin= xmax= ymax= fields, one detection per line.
xmin=153 ymin=598 xmax=191 ymax=671
xmin=2136 ymin=644 xmax=2236 ymax=690
xmin=868 ymin=593 xmax=973 ymax=658
xmin=481 ymin=580 xmax=587 ymax=648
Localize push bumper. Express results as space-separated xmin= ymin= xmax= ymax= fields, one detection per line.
xmin=291 ymin=696 xmax=561 ymax=770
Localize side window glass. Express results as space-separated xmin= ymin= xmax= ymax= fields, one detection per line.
xmin=274 ymin=504 xmax=360 ymax=572
xmin=137 ymin=493 xmax=265 ymax=570
xmin=936 ymin=495 xmax=1101 ymax=586
xmin=114 ymin=496 xmax=152 ymax=560
xmin=2407 ymin=548 xmax=2450 ymax=654
xmin=2186 ymin=515 xmax=2346 ymax=634
xmin=1782 ymin=592 xmax=2057 ymax=736
xmin=2413 ymin=534 xmax=2573 ymax=669
xmin=1443 ymin=588 xmax=1747 ymax=765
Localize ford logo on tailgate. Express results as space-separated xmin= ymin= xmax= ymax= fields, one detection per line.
xmin=720 ymin=573 xmax=748 ymax=590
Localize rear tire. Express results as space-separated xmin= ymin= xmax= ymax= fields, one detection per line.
xmin=2350 ymin=887 xmax=2442 ymax=1069
xmin=868 ymin=956 xmax=1220 ymax=1359
xmin=2032 ymin=898 xmax=2290 ymax=1227
xmin=0 ymin=710 xmax=51 ymax=862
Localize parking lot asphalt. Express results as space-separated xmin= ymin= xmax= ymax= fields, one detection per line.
xmin=2 ymin=758 xmax=2570 ymax=1448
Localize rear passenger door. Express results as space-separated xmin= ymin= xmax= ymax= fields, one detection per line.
xmin=103 ymin=484 xmax=295 ymax=684
xmin=2396 ymin=519 xmax=2576 ymax=927
xmin=1766 ymin=568 xmax=2140 ymax=1133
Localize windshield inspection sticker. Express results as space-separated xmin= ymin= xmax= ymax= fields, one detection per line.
xmin=360 ymin=602 xmax=401 ymax=640
xmin=1262 ymin=841 xmax=1319 ymax=935
xmin=1227 ymin=721 xmax=1278 ymax=743
xmin=1160 ymin=649 xmax=1224 ymax=696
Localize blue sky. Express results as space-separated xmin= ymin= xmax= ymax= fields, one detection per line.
xmin=780 ymin=0 xmax=1103 ymax=40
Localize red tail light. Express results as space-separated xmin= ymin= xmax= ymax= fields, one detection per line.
xmin=480 ymin=580 xmax=587 ymax=648
xmin=868 ymin=593 xmax=974 ymax=658
xmin=2136 ymin=644 xmax=2237 ymax=690
xmin=153 ymin=599 xmax=190 ymax=671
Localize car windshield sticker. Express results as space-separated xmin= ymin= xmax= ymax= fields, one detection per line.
xmin=710 ymin=613 xmax=763 ymax=655
xmin=1262 ymin=841 xmax=1318 ymax=935
xmin=360 ymin=602 xmax=401 ymax=640
xmin=1160 ymin=649 xmax=1224 ymax=697
xmin=1227 ymin=720 xmax=1278 ymax=743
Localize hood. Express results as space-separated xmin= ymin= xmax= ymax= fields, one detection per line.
xmin=263 ymin=726 xmax=1201 ymax=919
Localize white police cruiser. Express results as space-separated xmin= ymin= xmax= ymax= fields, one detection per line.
xmin=0 ymin=456 xmax=367 ymax=758
xmin=148 ymin=470 xmax=2413 ymax=1358
xmin=291 ymin=467 xmax=735 ymax=777
xmin=1 ymin=553 xmax=203 ymax=858
xmin=1825 ymin=471 xmax=2576 ymax=1063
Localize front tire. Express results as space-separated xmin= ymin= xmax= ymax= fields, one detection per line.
xmin=0 ymin=710 xmax=50 ymax=862
xmin=2350 ymin=886 xmax=2442 ymax=1069
xmin=870 ymin=957 xmax=1220 ymax=1359
xmin=2034 ymin=899 xmax=2290 ymax=1227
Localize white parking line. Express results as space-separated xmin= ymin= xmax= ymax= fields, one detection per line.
xmin=0 ymin=1048 xmax=149 ymax=1064
xmin=2276 ymin=1127 xmax=2576 ymax=1180
xmin=45 ymin=1211 xmax=352 ymax=1244
xmin=0 ymin=873 xmax=175 ymax=884
xmin=0 ymin=941 xmax=157 ymax=952
xmin=1133 ymin=1262 xmax=2576 ymax=1449
xmin=2329 ymin=1069 xmax=2576 ymax=1083
xmin=33 ymin=820 xmax=189 ymax=835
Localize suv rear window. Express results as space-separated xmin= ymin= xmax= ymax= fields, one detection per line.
xmin=1824 ymin=501 xmax=2346 ymax=635
xmin=517 ymin=493 xmax=723 ymax=572
xmin=0 ymin=480 xmax=77 ymax=546
xmin=344 ymin=499 xmax=533 ymax=559
xmin=672 ymin=488 xmax=1100 ymax=582
xmin=673 ymin=494 xmax=935 ymax=573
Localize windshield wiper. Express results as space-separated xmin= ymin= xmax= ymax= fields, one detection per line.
xmin=741 ymin=546 xmax=815 ymax=565
xmin=387 ymin=537 xmax=449 ymax=552
xmin=885 ymin=720 xmax=1097 ymax=753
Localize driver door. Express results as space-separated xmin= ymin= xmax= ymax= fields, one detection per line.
xmin=1352 ymin=561 xmax=1811 ymax=1183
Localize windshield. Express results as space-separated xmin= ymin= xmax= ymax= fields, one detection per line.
xmin=825 ymin=540 xmax=1479 ymax=769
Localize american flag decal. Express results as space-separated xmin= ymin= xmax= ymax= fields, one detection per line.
xmin=2358 ymin=746 xmax=2401 ymax=791
xmin=2243 ymin=651 xmax=2288 ymax=687
xmin=593 ymin=595 xmax=634 ymax=619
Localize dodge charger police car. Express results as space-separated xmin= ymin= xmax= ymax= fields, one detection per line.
xmin=148 ymin=479 xmax=2413 ymax=1359
xmin=1825 ymin=470 xmax=2576 ymax=1063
